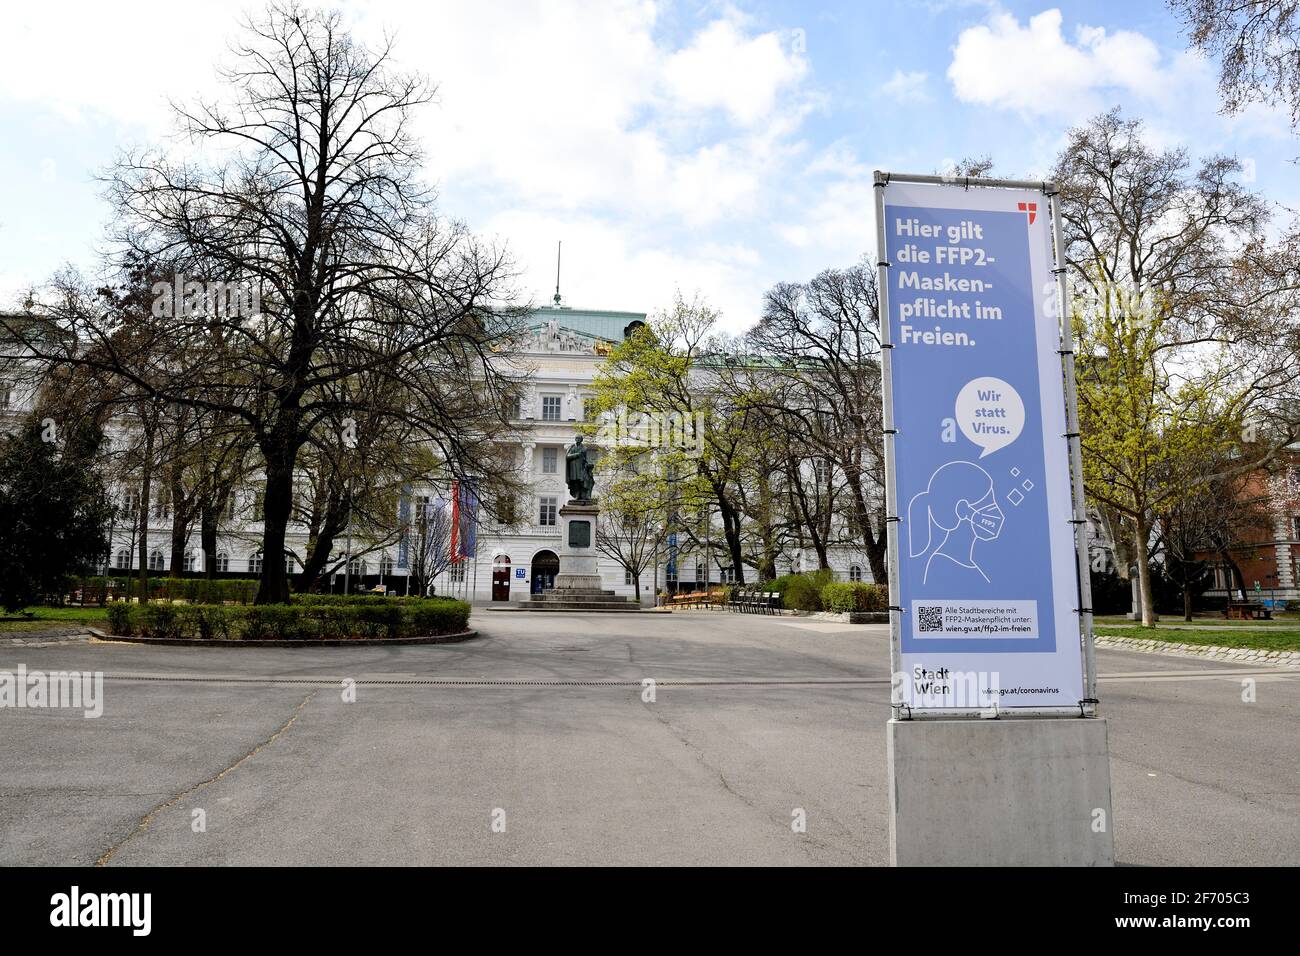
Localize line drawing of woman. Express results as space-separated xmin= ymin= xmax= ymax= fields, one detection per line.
xmin=907 ymin=461 xmax=1005 ymax=585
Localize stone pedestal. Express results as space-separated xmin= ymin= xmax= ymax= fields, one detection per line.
xmin=520 ymin=498 xmax=639 ymax=611
xmin=554 ymin=499 xmax=602 ymax=591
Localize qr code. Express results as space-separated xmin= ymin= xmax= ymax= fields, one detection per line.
xmin=917 ymin=606 xmax=945 ymax=632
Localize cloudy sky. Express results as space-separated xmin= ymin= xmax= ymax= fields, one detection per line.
xmin=1 ymin=0 xmax=1295 ymax=330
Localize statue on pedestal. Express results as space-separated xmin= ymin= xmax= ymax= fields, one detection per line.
xmin=565 ymin=435 xmax=596 ymax=502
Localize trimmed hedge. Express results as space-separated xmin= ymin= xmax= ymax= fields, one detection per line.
xmin=766 ymin=569 xmax=836 ymax=611
xmin=104 ymin=598 xmax=471 ymax=641
xmin=821 ymin=581 xmax=887 ymax=613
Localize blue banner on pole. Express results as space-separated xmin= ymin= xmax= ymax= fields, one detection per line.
xmin=878 ymin=179 xmax=1083 ymax=711
xmin=397 ymin=485 xmax=411 ymax=569
xmin=459 ymin=479 xmax=479 ymax=559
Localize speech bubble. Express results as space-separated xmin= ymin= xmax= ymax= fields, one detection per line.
xmin=955 ymin=377 xmax=1024 ymax=458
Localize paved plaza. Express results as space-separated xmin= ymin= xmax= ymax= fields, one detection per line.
xmin=1 ymin=612 xmax=1296 ymax=865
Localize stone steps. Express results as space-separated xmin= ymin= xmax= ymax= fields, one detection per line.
xmin=516 ymin=602 xmax=643 ymax=612
xmin=521 ymin=587 xmax=642 ymax=612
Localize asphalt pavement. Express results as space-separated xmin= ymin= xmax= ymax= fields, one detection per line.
xmin=0 ymin=611 xmax=1295 ymax=865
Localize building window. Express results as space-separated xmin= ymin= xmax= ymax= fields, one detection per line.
xmin=121 ymin=491 xmax=140 ymax=517
xmin=510 ymin=396 xmax=523 ymax=419
xmin=625 ymin=569 xmax=634 ymax=585
xmin=1293 ymin=516 xmax=1300 ymax=540
xmin=215 ymin=552 xmax=229 ymax=573
xmin=497 ymin=496 xmax=517 ymax=525
xmin=415 ymin=495 xmax=433 ymax=527
xmin=539 ymin=495 xmax=557 ymax=526
xmin=224 ymin=493 xmax=237 ymax=520
xmin=721 ymin=566 xmax=735 ymax=583
xmin=379 ymin=555 xmax=394 ymax=577
xmin=541 ymin=395 xmax=562 ymax=421
xmin=251 ymin=491 xmax=265 ymax=522
xmin=285 ymin=555 xmax=296 ymax=574
xmin=115 ymin=549 xmax=132 ymax=570
xmin=542 ymin=447 xmax=558 ymax=474
xmin=148 ymin=549 xmax=165 ymax=571
xmin=0 ymin=381 xmax=11 ymax=408
xmin=249 ymin=553 xmax=263 ymax=574
xmin=152 ymin=492 xmax=171 ymax=521
xmin=696 ymin=561 xmax=704 ymax=583
xmin=348 ymin=557 xmax=366 ymax=577
xmin=449 ymin=562 xmax=465 ymax=583
xmin=849 ymin=565 xmax=863 ymax=582
xmin=183 ymin=550 xmax=198 ymax=572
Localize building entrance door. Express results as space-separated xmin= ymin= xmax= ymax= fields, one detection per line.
xmin=492 ymin=556 xmax=511 ymax=601
xmin=532 ymin=550 xmax=559 ymax=594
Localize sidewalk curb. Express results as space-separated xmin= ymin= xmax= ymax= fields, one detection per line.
xmin=1095 ymin=635 xmax=1300 ymax=669
xmin=87 ymin=627 xmax=479 ymax=647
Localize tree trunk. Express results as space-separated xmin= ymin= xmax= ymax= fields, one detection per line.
xmin=718 ymin=496 xmax=745 ymax=584
xmin=1134 ymin=517 xmax=1156 ymax=626
xmin=200 ymin=505 xmax=219 ymax=580
xmin=1217 ymin=547 xmax=1248 ymax=603
xmin=256 ymin=441 xmax=297 ymax=604
xmin=135 ymin=428 xmax=153 ymax=604
xmin=168 ymin=490 xmax=189 ymax=577
xmin=1183 ymin=584 xmax=1193 ymax=622
xmin=297 ymin=493 xmax=348 ymax=595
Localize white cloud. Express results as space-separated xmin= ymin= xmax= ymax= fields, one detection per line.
xmin=0 ymin=1 xmax=831 ymax=331
xmin=663 ymin=16 xmax=808 ymax=125
xmin=0 ymin=1 xmax=241 ymax=130
xmin=880 ymin=70 xmax=931 ymax=103
xmin=947 ymin=9 xmax=1197 ymax=118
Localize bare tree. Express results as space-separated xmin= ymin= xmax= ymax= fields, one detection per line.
xmin=1169 ymin=0 xmax=1300 ymax=133
xmin=5 ymin=5 xmax=525 ymax=603
xmin=594 ymin=460 xmax=670 ymax=602
xmin=746 ymin=262 xmax=888 ymax=583
xmin=407 ymin=493 xmax=455 ymax=597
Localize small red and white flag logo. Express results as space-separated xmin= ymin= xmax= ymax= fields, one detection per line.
xmin=1017 ymin=201 xmax=1037 ymax=224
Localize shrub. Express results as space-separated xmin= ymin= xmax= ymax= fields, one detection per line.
xmin=105 ymin=603 xmax=133 ymax=636
xmin=184 ymin=604 xmax=234 ymax=640
xmin=240 ymin=605 xmax=308 ymax=641
xmin=780 ymin=575 xmax=824 ymax=611
xmin=852 ymin=583 xmax=887 ymax=611
xmin=103 ymin=597 xmax=472 ymax=640
xmin=821 ymin=582 xmax=857 ymax=613
xmin=410 ymin=599 xmax=471 ymax=636
xmin=139 ymin=603 xmax=183 ymax=640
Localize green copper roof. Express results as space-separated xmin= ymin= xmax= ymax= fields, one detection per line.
xmin=526 ymin=306 xmax=648 ymax=341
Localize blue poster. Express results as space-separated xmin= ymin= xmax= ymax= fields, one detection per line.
xmin=880 ymin=180 xmax=1083 ymax=711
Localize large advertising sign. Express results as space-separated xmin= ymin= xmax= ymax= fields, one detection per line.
xmin=877 ymin=178 xmax=1085 ymax=712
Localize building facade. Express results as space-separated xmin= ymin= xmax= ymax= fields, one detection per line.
xmin=2 ymin=305 xmax=878 ymax=602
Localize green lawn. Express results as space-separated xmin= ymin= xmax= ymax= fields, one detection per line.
xmin=1094 ymin=612 xmax=1299 ymax=626
xmin=1095 ymin=625 xmax=1300 ymax=653
xmin=0 ymin=606 xmax=110 ymax=632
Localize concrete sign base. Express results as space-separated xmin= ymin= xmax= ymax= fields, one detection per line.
xmin=887 ymin=717 xmax=1115 ymax=866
